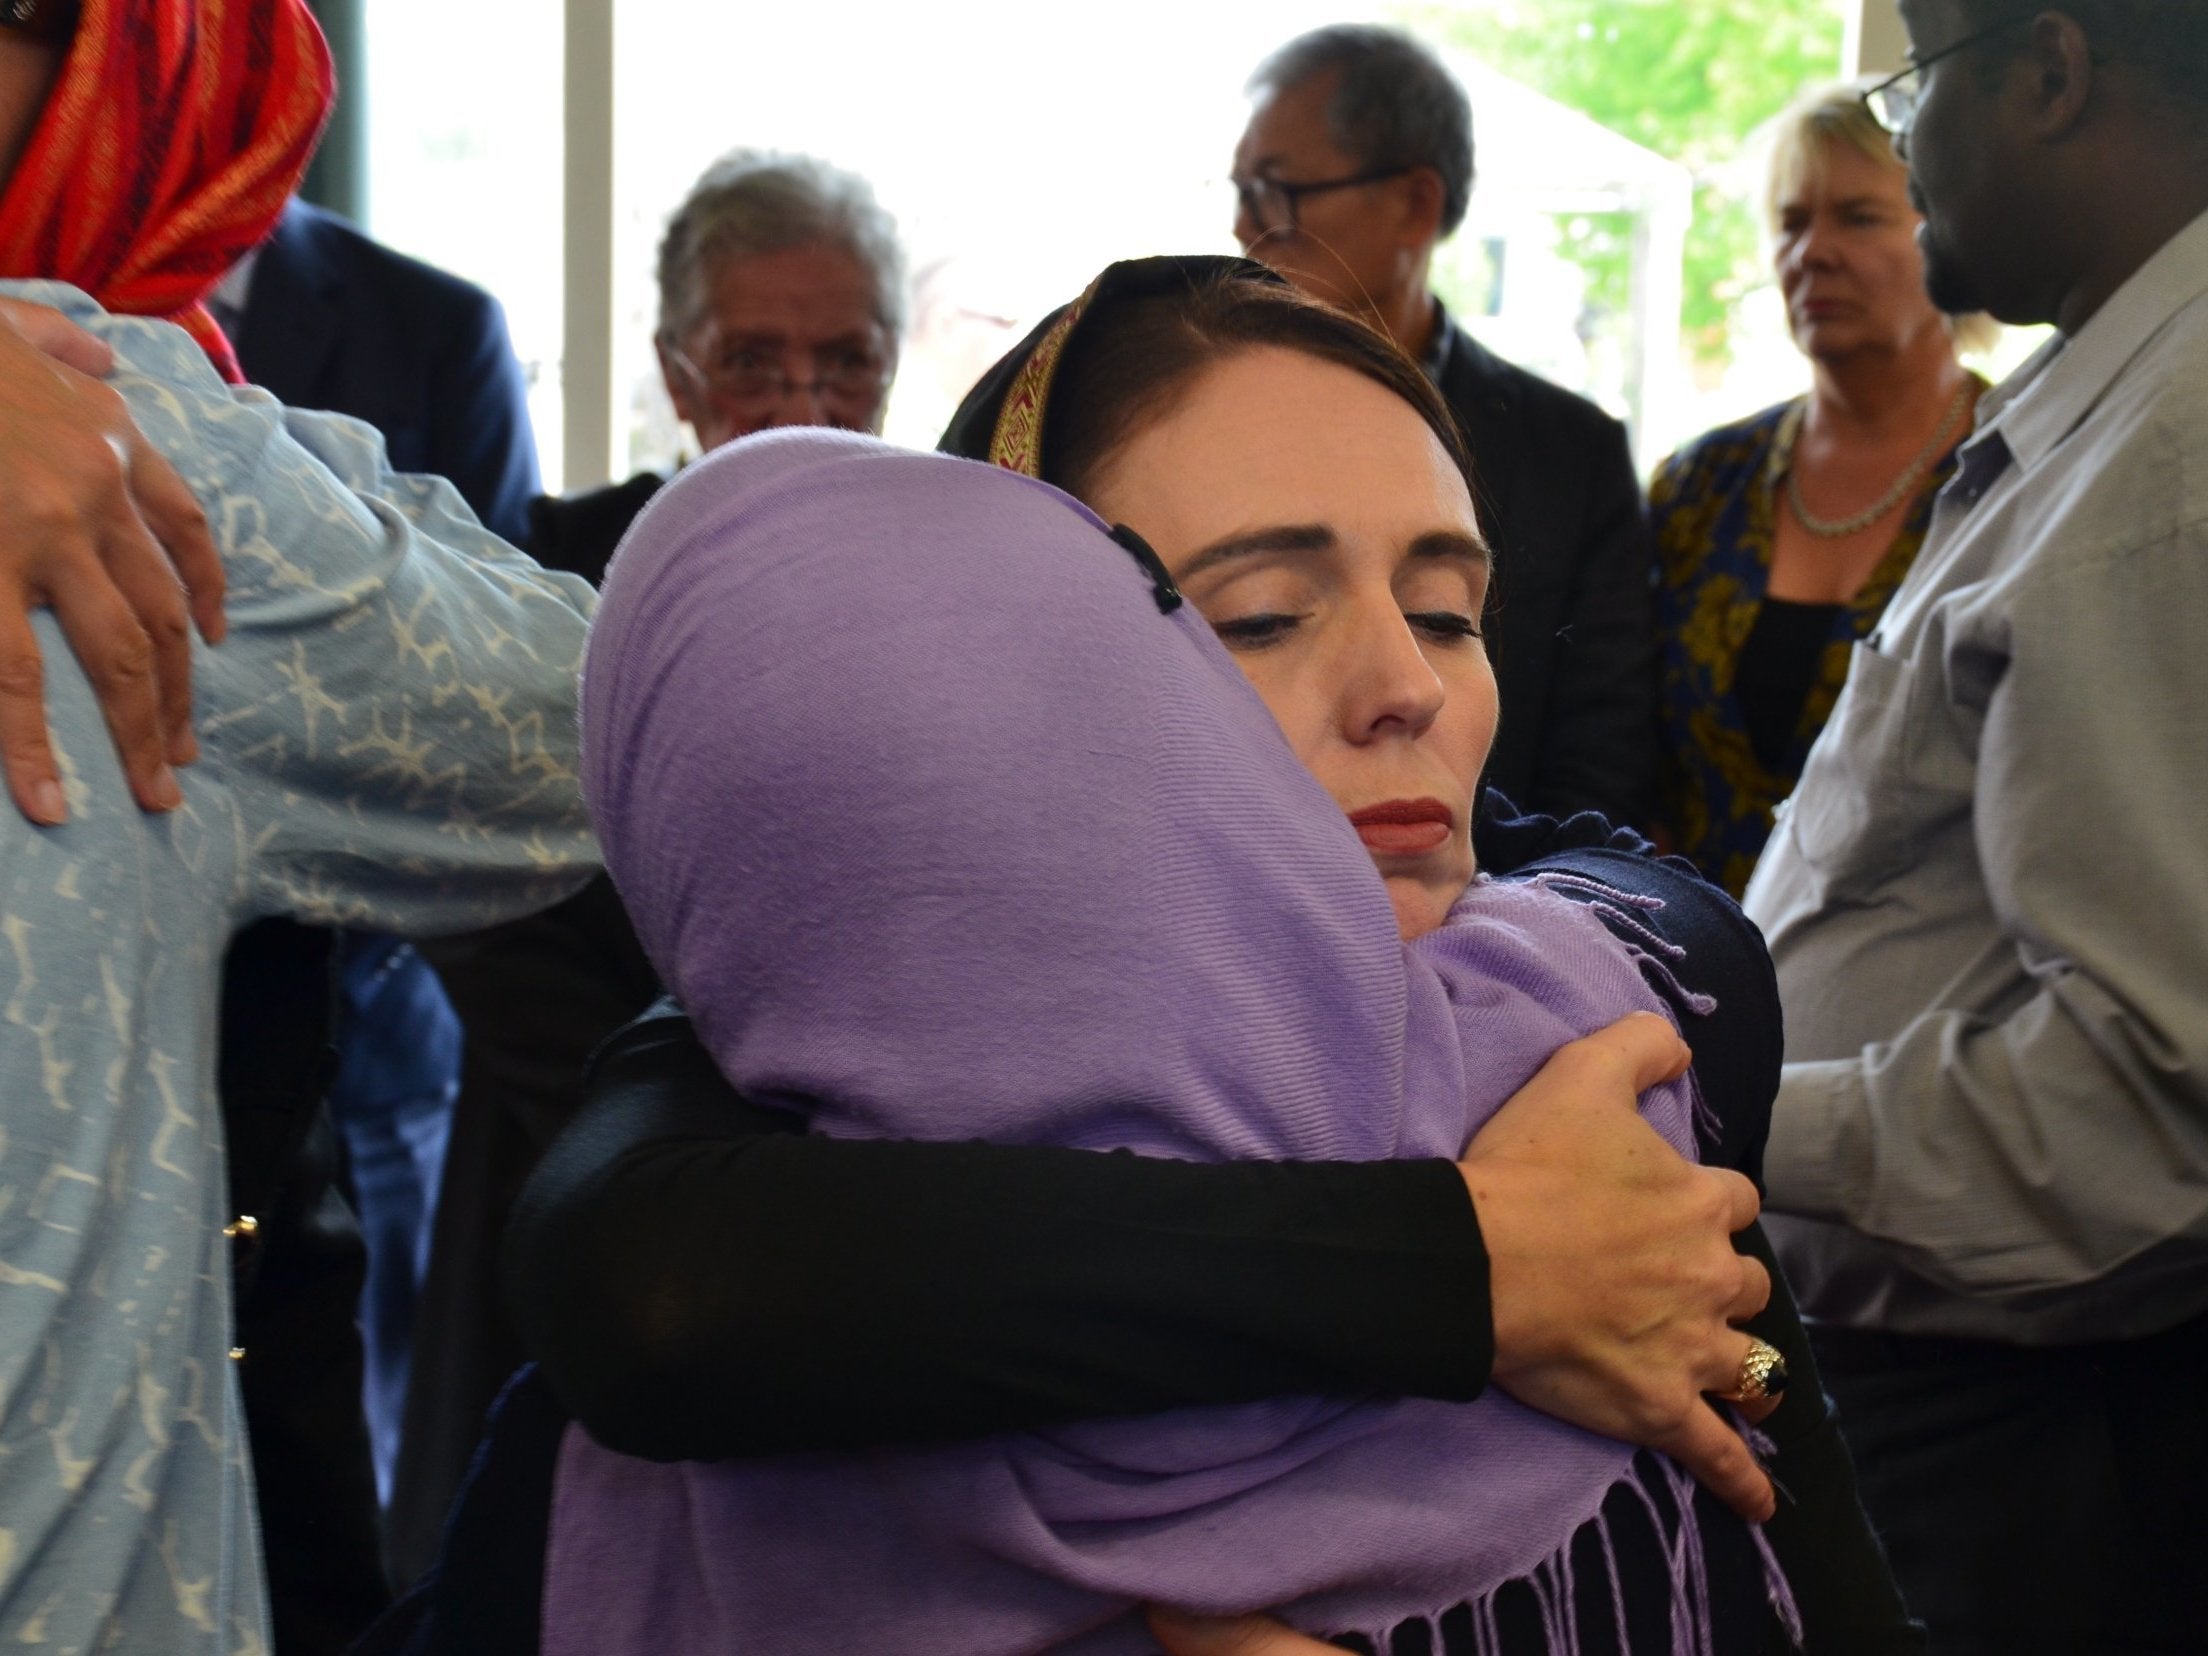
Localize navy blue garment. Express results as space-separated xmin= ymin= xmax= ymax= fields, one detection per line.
xmin=230 ymin=199 xmax=541 ymax=544
xmin=333 ymin=935 xmax=462 ymax=1503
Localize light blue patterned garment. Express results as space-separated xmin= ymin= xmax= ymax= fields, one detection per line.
xmin=0 ymin=282 xmax=597 ymax=1653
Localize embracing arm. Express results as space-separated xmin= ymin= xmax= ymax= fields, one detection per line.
xmin=506 ymin=1007 xmax=1490 ymax=1461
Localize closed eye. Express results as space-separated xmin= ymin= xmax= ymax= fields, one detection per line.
xmin=1407 ymin=610 xmax=1482 ymax=643
xmin=1210 ymin=612 xmax=1307 ymax=649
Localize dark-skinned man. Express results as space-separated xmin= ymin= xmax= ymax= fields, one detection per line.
xmin=1746 ymin=2 xmax=2208 ymax=1649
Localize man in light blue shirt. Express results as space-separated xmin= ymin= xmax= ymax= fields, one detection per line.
xmin=0 ymin=284 xmax=595 ymax=1652
xmin=1748 ymin=1 xmax=2208 ymax=1647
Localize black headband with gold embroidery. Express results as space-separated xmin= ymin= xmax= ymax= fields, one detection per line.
xmin=940 ymin=254 xmax=1285 ymax=480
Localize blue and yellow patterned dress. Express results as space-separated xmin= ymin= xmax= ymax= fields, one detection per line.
xmin=1649 ymin=391 xmax=1975 ymax=896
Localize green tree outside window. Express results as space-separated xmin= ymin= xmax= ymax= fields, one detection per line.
xmin=1401 ymin=0 xmax=1844 ymax=368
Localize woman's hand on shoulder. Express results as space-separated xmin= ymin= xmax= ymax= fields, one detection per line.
xmin=1458 ymin=1012 xmax=1777 ymax=1522
xmin=0 ymin=297 xmax=223 ymax=825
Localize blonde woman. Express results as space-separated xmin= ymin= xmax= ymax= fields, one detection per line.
xmin=1649 ymin=86 xmax=1995 ymax=896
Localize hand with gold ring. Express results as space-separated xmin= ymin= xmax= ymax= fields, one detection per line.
xmin=1717 ymin=1335 xmax=1789 ymax=1425
xmin=1462 ymin=1014 xmax=1779 ymax=1523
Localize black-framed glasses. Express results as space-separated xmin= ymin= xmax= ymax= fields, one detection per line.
xmin=664 ymin=337 xmax=893 ymax=411
xmin=1231 ymin=166 xmax=1413 ymax=234
xmin=1860 ymin=11 xmax=2038 ymax=136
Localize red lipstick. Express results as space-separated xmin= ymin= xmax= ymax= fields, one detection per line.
xmin=1347 ymin=798 xmax=1454 ymax=856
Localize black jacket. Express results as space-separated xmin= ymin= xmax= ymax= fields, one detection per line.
xmin=1435 ymin=323 xmax=1657 ymax=827
xmin=519 ymin=472 xmax=666 ymax=586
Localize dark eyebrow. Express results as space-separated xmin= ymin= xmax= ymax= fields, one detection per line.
xmin=1408 ymin=529 xmax=1491 ymax=570
xmin=1178 ymin=523 xmax=1336 ymax=580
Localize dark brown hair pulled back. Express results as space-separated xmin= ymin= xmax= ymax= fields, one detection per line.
xmin=1038 ymin=273 xmax=1478 ymax=516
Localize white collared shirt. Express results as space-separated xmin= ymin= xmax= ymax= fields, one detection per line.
xmin=1747 ymin=208 xmax=2208 ymax=1342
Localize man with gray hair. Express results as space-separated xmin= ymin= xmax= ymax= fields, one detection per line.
xmin=384 ymin=149 xmax=909 ymax=1582
xmin=652 ymin=148 xmax=907 ymax=462
xmin=530 ymin=147 xmax=907 ymax=577
xmin=1233 ymin=26 xmax=1656 ymax=827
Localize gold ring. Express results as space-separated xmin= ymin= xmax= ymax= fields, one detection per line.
xmin=1727 ymin=1337 xmax=1789 ymax=1403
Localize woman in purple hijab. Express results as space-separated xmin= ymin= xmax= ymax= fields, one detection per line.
xmin=539 ymin=267 xmax=1914 ymax=1653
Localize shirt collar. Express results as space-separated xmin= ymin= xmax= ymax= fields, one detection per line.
xmin=1975 ymin=205 xmax=2208 ymax=475
xmin=209 ymin=246 xmax=260 ymax=325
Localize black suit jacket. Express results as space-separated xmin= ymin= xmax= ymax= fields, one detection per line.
xmin=1435 ymin=322 xmax=1656 ymax=826
xmin=232 ymin=200 xmax=540 ymax=544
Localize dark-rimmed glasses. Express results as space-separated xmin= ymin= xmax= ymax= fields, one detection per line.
xmin=1860 ymin=11 xmax=2038 ymax=137
xmin=663 ymin=337 xmax=893 ymax=413
xmin=1231 ymin=166 xmax=1413 ymax=235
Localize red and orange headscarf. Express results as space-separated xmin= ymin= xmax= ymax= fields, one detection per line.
xmin=0 ymin=0 xmax=333 ymax=380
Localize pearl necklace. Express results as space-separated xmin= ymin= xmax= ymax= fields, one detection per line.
xmin=1785 ymin=381 xmax=1975 ymax=539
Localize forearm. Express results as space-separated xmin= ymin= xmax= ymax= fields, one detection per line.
xmin=506 ymin=1024 xmax=1490 ymax=1462
xmin=1765 ymin=994 xmax=2208 ymax=1300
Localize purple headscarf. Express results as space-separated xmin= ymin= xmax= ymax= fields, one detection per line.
xmin=561 ymin=429 xmax=1779 ymax=1652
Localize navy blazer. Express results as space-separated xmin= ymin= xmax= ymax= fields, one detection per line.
xmin=1436 ymin=322 xmax=1657 ymax=828
xmin=232 ymin=200 xmax=540 ymax=545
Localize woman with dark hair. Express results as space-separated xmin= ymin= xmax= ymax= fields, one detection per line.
xmin=405 ymin=261 xmax=1916 ymax=1653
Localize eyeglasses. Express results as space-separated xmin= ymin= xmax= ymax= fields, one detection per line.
xmin=664 ymin=337 xmax=893 ymax=411
xmin=1230 ymin=166 xmax=1413 ymax=234
xmin=1860 ymin=11 xmax=2037 ymax=137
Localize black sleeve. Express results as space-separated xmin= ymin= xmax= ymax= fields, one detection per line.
xmin=425 ymin=285 xmax=540 ymax=549
xmin=505 ymin=1011 xmax=1491 ymax=1461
